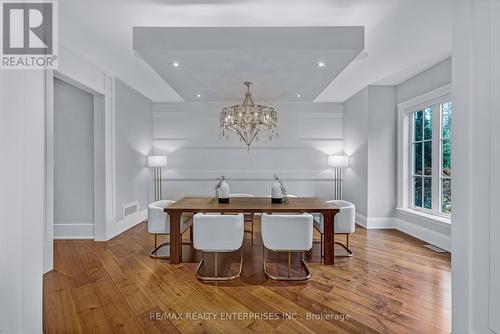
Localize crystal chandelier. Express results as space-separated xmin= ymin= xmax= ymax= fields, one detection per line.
xmin=220 ymin=82 xmax=278 ymax=150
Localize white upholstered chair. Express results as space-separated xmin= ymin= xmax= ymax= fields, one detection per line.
xmin=147 ymin=200 xmax=193 ymax=259
xmin=229 ymin=193 xmax=255 ymax=244
xmin=261 ymin=213 xmax=313 ymax=281
xmin=193 ymin=213 xmax=244 ymax=281
xmin=313 ymin=200 xmax=355 ymax=257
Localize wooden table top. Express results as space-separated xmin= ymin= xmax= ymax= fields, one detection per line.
xmin=164 ymin=196 xmax=339 ymax=212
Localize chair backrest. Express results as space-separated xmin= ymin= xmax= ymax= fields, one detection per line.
xmin=193 ymin=213 xmax=244 ymax=252
xmin=261 ymin=213 xmax=313 ymax=251
xmin=229 ymin=193 xmax=255 ymax=198
xmin=326 ymin=200 xmax=355 ymax=234
xmin=147 ymin=200 xmax=174 ymax=234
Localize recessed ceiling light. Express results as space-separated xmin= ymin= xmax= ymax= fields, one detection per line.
xmin=172 ymin=61 xmax=179 ymax=67
xmin=196 ymin=93 xmax=201 ymax=98
xmin=296 ymin=94 xmax=301 ymax=98
xmin=317 ymin=61 xmax=325 ymax=67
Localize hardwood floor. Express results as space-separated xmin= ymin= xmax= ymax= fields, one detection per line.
xmin=43 ymin=219 xmax=451 ymax=333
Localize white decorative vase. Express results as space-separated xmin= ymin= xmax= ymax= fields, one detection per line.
xmin=218 ymin=179 xmax=230 ymax=203
xmin=271 ymin=179 xmax=283 ymax=204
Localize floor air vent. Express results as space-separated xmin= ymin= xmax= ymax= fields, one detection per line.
xmin=424 ymin=244 xmax=446 ymax=253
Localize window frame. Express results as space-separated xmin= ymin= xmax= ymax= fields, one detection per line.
xmin=397 ymin=84 xmax=451 ymax=222
xmin=408 ymin=103 xmax=450 ymax=217
xmin=439 ymin=102 xmax=452 ymax=215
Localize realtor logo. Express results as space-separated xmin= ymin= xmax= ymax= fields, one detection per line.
xmin=1 ymin=0 xmax=58 ymax=69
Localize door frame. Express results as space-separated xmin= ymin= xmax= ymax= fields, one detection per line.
xmin=43 ymin=59 xmax=116 ymax=272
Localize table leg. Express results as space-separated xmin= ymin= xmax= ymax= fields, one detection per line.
xmin=168 ymin=210 xmax=181 ymax=264
xmin=323 ymin=210 xmax=337 ymax=265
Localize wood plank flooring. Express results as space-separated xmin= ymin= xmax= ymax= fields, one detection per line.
xmin=43 ymin=219 xmax=451 ymax=333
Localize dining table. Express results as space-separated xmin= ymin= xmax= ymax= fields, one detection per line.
xmin=164 ymin=196 xmax=340 ymax=265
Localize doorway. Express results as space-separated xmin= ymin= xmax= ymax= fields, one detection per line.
xmin=53 ymin=78 xmax=95 ymax=239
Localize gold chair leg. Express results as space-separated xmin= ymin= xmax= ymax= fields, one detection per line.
xmin=334 ymin=241 xmax=353 ymax=257
xmin=263 ymin=248 xmax=311 ymax=281
xmin=317 ymin=234 xmax=353 ymax=258
xmin=195 ymin=250 xmax=243 ymax=281
xmin=149 ymin=234 xmax=193 ymax=259
xmin=150 ymin=234 xmax=170 ymax=259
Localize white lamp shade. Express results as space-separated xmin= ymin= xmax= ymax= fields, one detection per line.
xmin=148 ymin=155 xmax=167 ymax=167
xmin=328 ymin=155 xmax=349 ymax=168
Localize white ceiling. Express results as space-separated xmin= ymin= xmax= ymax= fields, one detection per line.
xmin=59 ymin=0 xmax=452 ymax=102
xmin=133 ymin=27 xmax=364 ymax=102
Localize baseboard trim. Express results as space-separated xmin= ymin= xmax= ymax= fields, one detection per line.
xmin=53 ymin=236 xmax=95 ymax=240
xmin=355 ymin=213 xmax=450 ymax=251
xmin=355 ymin=213 xmax=395 ymax=229
xmin=53 ymin=223 xmax=94 ymax=239
xmin=108 ymin=209 xmax=147 ymax=240
xmin=355 ymin=212 xmax=367 ymax=228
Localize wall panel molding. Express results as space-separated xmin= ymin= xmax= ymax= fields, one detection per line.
xmin=153 ymin=101 xmax=344 ymax=200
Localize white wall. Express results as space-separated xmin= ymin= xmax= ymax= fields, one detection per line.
xmin=343 ymin=79 xmax=451 ymax=249
xmin=343 ymin=88 xmax=368 ymax=216
xmin=115 ymin=79 xmax=153 ymax=225
xmin=396 ymin=57 xmax=451 ymax=104
xmin=343 ymin=57 xmax=452 ymax=249
xmin=54 ymin=78 xmax=95 ymax=238
xmin=0 ymin=71 xmax=45 ymax=334
xmin=153 ymin=102 xmax=343 ymax=199
xmin=343 ymin=86 xmax=397 ymax=226
xmin=367 ymin=86 xmax=397 ymax=218
xmin=452 ymin=0 xmax=499 ymax=332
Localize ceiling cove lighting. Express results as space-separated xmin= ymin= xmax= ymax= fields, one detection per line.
xmin=220 ymin=81 xmax=278 ymax=151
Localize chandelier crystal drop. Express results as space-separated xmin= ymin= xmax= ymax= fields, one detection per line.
xmin=220 ymin=82 xmax=278 ymax=150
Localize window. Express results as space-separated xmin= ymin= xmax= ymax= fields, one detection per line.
xmin=410 ymin=101 xmax=452 ymax=216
